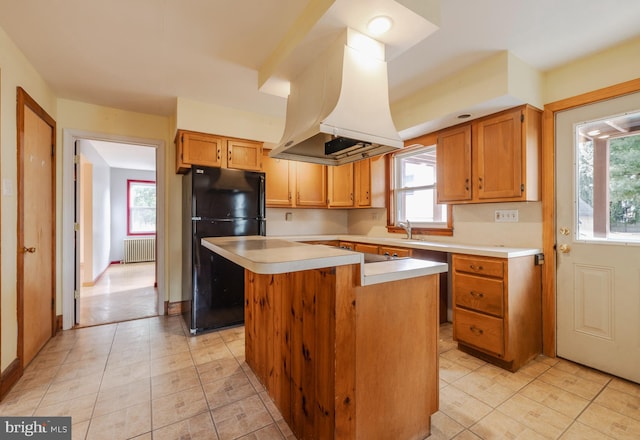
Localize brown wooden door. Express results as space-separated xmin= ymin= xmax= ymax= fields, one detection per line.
xmin=17 ymin=87 xmax=56 ymax=367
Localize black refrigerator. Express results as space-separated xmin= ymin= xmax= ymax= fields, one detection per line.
xmin=182 ymin=166 xmax=266 ymax=334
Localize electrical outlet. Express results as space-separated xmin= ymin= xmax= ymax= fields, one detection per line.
xmin=285 ymin=212 xmax=293 ymax=221
xmin=495 ymin=209 xmax=519 ymax=222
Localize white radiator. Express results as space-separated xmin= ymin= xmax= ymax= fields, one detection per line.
xmin=123 ymin=237 xmax=156 ymax=263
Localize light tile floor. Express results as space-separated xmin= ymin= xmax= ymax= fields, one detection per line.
xmin=79 ymin=262 xmax=158 ymax=326
xmin=1 ymin=318 xmax=639 ymax=440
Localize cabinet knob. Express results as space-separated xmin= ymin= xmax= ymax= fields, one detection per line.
xmin=470 ymin=291 xmax=484 ymax=298
xmin=465 ymin=178 xmax=469 ymax=191
xmin=469 ymin=264 xmax=484 ymax=272
xmin=478 ymin=177 xmax=483 ymax=190
xmin=469 ymin=325 xmax=484 ymax=336
xmin=23 ymin=246 xmax=36 ymax=253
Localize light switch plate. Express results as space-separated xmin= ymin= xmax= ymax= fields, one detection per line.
xmin=495 ymin=209 xmax=518 ymax=222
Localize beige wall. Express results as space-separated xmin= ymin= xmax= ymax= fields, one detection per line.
xmin=0 ymin=26 xmax=58 ymax=371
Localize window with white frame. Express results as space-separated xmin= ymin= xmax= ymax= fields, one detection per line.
xmin=393 ymin=145 xmax=448 ymax=228
xmin=127 ymin=179 xmax=156 ymax=235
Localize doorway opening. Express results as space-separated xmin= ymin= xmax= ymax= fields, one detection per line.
xmin=76 ymin=139 xmax=158 ymax=326
xmin=76 ymin=139 xmax=158 ymax=327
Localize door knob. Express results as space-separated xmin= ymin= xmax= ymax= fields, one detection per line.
xmin=558 ymin=244 xmax=570 ymax=253
xmin=559 ymin=227 xmax=570 ymax=236
xmin=23 ymin=246 xmax=36 ymax=253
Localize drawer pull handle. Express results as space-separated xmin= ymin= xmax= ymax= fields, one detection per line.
xmin=469 ymin=264 xmax=484 ymax=271
xmin=470 ymin=291 xmax=484 ymax=298
xmin=470 ymin=325 xmax=484 ymax=336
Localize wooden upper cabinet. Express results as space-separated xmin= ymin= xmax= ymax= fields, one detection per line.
xmin=262 ymin=151 xmax=386 ymax=209
xmin=354 ymin=159 xmax=371 ymax=207
xmin=327 ymin=156 xmax=386 ymax=209
xmin=262 ymin=150 xmax=293 ymax=207
xmin=437 ymin=124 xmax=472 ymax=202
xmin=227 ymin=139 xmax=262 ymax=171
xmin=436 ymin=105 xmax=541 ymax=204
xmin=176 ymin=130 xmax=223 ymax=173
xmin=262 ymin=151 xmax=327 ymax=208
xmin=328 ymin=163 xmax=354 ymax=207
xmin=296 ymin=161 xmax=327 ymax=207
xmin=175 ymin=129 xmax=263 ymax=174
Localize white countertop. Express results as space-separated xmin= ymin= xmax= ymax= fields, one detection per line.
xmin=201 ymin=236 xmax=448 ymax=286
xmin=277 ymin=234 xmax=542 ymax=258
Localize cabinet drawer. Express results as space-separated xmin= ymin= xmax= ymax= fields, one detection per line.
xmin=454 ymin=255 xmax=503 ymax=278
xmin=354 ymin=243 xmax=379 ymax=254
xmin=454 ymin=273 xmax=503 ymax=316
xmin=379 ymin=246 xmax=411 ymax=258
xmin=455 ymin=308 xmax=504 ymax=356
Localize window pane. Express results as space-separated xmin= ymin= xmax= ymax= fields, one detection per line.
xmin=128 ymin=180 xmax=156 ymax=234
xmin=394 ymin=145 xmax=447 ymax=228
xmin=395 ymin=189 xmax=447 ymax=223
xmin=576 ymin=111 xmax=640 ymax=243
xmin=130 ymin=208 xmax=156 ymax=233
xmin=398 ymin=147 xmax=437 ymax=188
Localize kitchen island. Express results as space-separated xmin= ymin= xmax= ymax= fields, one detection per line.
xmin=202 ymin=236 xmax=448 ymax=440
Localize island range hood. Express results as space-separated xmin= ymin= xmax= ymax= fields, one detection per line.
xmin=269 ymin=28 xmax=403 ymax=166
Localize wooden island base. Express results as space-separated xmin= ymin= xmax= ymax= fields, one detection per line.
xmin=245 ymin=264 xmax=439 ymax=440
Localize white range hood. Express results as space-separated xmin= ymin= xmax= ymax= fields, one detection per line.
xmin=269 ymin=28 xmax=403 ymax=166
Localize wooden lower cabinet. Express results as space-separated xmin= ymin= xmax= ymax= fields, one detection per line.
xmin=245 ymin=265 xmax=439 ymax=439
xmin=452 ymin=253 xmax=541 ymax=371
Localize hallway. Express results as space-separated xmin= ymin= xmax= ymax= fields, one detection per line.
xmin=79 ymin=262 xmax=157 ymax=327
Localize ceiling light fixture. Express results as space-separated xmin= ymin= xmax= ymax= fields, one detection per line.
xmin=457 ymin=113 xmax=472 ymax=119
xmin=367 ymin=16 xmax=393 ymax=36
xmin=587 ymin=129 xmax=601 ymax=136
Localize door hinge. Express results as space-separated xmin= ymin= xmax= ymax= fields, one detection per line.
xmin=73 ymin=154 xmax=80 ymax=164
xmin=520 ymin=113 xmax=525 ymax=123
xmin=74 ymin=290 xmax=79 ymax=299
xmin=74 ymin=223 xmax=80 ymax=231
xmin=521 ymin=183 xmax=525 ymax=193
xmin=52 ymin=298 xmax=55 ymax=309
xmin=51 ymin=144 xmax=55 ymax=157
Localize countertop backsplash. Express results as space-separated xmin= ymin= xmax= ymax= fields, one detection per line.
xmin=268 ymin=202 xmax=543 ymax=250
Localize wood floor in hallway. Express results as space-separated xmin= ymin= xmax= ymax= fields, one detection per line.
xmin=79 ymin=262 xmax=158 ymax=327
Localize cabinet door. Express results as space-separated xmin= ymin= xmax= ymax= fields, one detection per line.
xmin=354 ymin=159 xmax=371 ymax=207
xmin=181 ymin=131 xmax=223 ymax=169
xmin=473 ymin=109 xmax=522 ymax=200
xmin=227 ymin=139 xmax=262 ymax=171
xmin=262 ymin=151 xmax=293 ymax=207
xmin=328 ymin=163 xmax=354 ymax=207
xmin=437 ymin=125 xmax=472 ymax=202
xmin=295 ymin=162 xmax=327 ymax=207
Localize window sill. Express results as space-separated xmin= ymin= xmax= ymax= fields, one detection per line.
xmin=386 ymin=226 xmax=453 ymax=237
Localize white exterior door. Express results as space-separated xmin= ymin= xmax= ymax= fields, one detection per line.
xmin=556 ymin=92 xmax=640 ymax=383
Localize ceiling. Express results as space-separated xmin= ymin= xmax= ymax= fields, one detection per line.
xmin=89 ymin=140 xmax=156 ymax=171
xmin=1 ymin=0 xmax=639 ymax=125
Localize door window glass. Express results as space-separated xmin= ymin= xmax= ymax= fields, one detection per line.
xmin=576 ymin=110 xmax=640 ymax=242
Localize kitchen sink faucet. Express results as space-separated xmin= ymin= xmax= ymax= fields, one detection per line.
xmin=398 ymin=219 xmax=412 ymax=239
